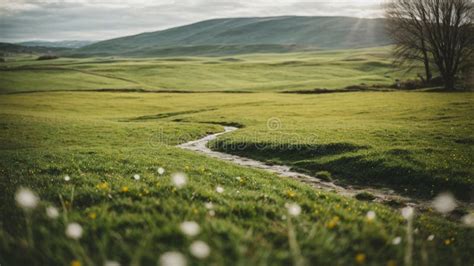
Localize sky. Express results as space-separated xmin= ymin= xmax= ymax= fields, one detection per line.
xmin=0 ymin=0 xmax=385 ymax=42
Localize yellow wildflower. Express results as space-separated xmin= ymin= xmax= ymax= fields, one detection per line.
xmin=88 ymin=212 xmax=97 ymax=220
xmin=121 ymin=186 xmax=129 ymax=193
xmin=286 ymin=190 xmax=296 ymax=198
xmin=327 ymin=216 xmax=340 ymax=229
xmin=97 ymin=182 xmax=109 ymax=190
xmin=386 ymin=260 xmax=397 ymax=266
xmin=71 ymin=260 xmax=81 ymax=266
xmin=355 ymin=253 xmax=366 ymax=264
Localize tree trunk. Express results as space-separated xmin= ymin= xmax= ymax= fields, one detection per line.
xmin=423 ymin=54 xmax=432 ymax=83
xmin=421 ymin=40 xmax=432 ymax=83
xmin=444 ymin=75 xmax=455 ymax=90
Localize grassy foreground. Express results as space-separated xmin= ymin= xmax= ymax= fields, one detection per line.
xmin=0 ymin=47 xmax=412 ymax=93
xmin=0 ymin=91 xmax=473 ymax=265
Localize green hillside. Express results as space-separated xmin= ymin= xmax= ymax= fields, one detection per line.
xmin=73 ymin=16 xmax=392 ymax=57
xmin=0 ymin=43 xmax=70 ymax=55
xmin=0 ymin=47 xmax=411 ymax=93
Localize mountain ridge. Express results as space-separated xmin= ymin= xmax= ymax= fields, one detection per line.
xmin=73 ymin=16 xmax=392 ymax=57
xmin=18 ymin=40 xmax=94 ymax=49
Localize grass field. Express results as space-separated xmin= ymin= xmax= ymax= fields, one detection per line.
xmin=0 ymin=47 xmax=415 ymax=93
xmin=0 ymin=91 xmax=473 ymax=265
xmin=207 ymin=92 xmax=474 ymax=200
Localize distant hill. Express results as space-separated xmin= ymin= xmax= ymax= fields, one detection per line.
xmin=0 ymin=43 xmax=71 ymax=56
xmin=73 ymin=16 xmax=392 ymax=57
xmin=18 ymin=40 xmax=94 ymax=49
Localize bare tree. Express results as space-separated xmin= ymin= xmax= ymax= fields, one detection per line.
xmin=385 ymin=0 xmax=474 ymax=90
xmin=386 ymin=0 xmax=433 ymax=82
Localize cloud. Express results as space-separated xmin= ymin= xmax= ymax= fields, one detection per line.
xmin=0 ymin=0 xmax=384 ymax=42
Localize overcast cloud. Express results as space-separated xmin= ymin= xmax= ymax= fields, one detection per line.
xmin=0 ymin=0 xmax=385 ymax=42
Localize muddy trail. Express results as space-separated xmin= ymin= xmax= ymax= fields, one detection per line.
xmin=178 ymin=126 xmax=473 ymax=216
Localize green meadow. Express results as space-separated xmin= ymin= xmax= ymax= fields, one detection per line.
xmin=0 ymin=48 xmax=411 ymax=93
xmin=0 ymin=89 xmax=473 ymax=265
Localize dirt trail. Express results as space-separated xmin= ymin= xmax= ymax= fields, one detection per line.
xmin=178 ymin=127 xmax=473 ymax=213
xmin=178 ymin=126 xmax=474 ymax=217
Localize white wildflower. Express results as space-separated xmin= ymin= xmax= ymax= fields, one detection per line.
xmin=204 ymin=202 xmax=214 ymax=210
xmin=159 ymin=251 xmax=187 ymax=266
xmin=180 ymin=221 xmax=200 ymax=237
xmin=401 ymin=206 xmax=415 ymax=220
xmin=286 ymin=203 xmax=302 ymax=217
xmin=216 ymin=186 xmax=224 ymax=194
xmin=427 ymin=234 xmax=435 ymax=241
xmin=171 ymin=173 xmax=187 ymax=188
xmin=366 ymin=211 xmax=376 ymax=221
xmin=65 ymin=223 xmax=83 ymax=240
xmin=46 ymin=206 xmax=59 ymax=219
xmin=15 ymin=187 xmax=39 ymax=210
xmin=392 ymin=236 xmax=402 ymax=245
xmin=189 ymin=241 xmax=210 ymax=259
xmin=461 ymin=213 xmax=474 ymax=227
xmin=208 ymin=210 xmax=215 ymax=217
xmin=64 ymin=175 xmax=71 ymax=182
xmin=432 ymin=193 xmax=457 ymax=214
xmin=104 ymin=261 xmax=121 ymax=266
xmin=158 ymin=167 xmax=165 ymax=175
xmin=133 ymin=174 xmax=140 ymax=181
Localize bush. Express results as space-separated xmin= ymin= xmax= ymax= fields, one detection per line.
xmin=390 ymin=77 xmax=444 ymax=90
xmin=314 ymin=171 xmax=333 ymax=182
xmin=355 ymin=192 xmax=376 ymax=201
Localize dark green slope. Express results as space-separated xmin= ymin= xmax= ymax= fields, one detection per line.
xmin=74 ymin=16 xmax=392 ymax=57
xmin=0 ymin=42 xmax=71 ymax=55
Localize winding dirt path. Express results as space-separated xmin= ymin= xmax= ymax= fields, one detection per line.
xmin=178 ymin=126 xmax=424 ymax=207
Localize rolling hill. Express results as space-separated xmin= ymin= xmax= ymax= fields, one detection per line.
xmin=18 ymin=40 xmax=94 ymax=49
xmin=0 ymin=42 xmax=71 ymax=56
xmin=73 ymin=16 xmax=392 ymax=57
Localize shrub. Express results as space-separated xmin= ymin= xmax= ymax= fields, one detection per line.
xmin=314 ymin=171 xmax=333 ymax=182
xmin=355 ymin=192 xmax=376 ymax=201
xmin=390 ymin=77 xmax=444 ymax=90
